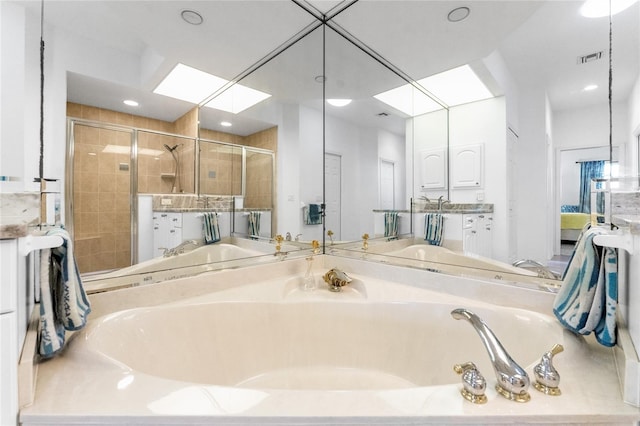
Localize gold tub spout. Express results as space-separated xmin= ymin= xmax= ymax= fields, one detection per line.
xmin=323 ymin=268 xmax=352 ymax=292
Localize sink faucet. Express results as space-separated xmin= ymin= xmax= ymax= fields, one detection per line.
xmin=451 ymin=308 xmax=531 ymax=402
xmin=437 ymin=195 xmax=450 ymax=211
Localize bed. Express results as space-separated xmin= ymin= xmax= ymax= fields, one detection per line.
xmin=560 ymin=205 xmax=590 ymax=242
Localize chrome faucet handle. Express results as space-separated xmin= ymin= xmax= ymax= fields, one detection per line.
xmin=533 ymin=343 xmax=564 ymax=396
xmin=454 ymin=362 xmax=487 ymax=404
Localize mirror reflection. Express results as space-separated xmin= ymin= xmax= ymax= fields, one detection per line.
xmin=327 ymin=0 xmax=638 ymax=285
xmin=53 ymin=0 xmax=639 ymax=290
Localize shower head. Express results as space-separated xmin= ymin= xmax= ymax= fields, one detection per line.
xmin=164 ymin=144 xmax=178 ymax=152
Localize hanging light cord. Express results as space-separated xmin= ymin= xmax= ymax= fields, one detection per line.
xmin=38 ymin=0 xmax=45 ymax=183
xmin=608 ymin=1 xmax=614 ymax=230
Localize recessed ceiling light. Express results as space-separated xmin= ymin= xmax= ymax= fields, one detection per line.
xmin=181 ymin=9 xmax=203 ymax=25
xmin=580 ymin=0 xmax=638 ymax=17
xmin=123 ymin=99 xmax=139 ymax=107
xmin=447 ymin=6 xmax=470 ymax=22
xmin=327 ymin=99 xmax=352 ymax=107
xmin=220 ymin=121 xmax=232 ymax=127
xmin=583 ymin=84 xmax=598 ymax=91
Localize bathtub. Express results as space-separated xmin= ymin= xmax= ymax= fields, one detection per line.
xmin=83 ymin=242 xmax=281 ymax=292
xmin=20 ymin=257 xmax=638 ymax=425
xmin=385 ymin=244 xmax=538 ymax=276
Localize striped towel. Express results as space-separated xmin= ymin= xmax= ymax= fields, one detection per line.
xmin=39 ymin=228 xmax=91 ymax=357
xmin=203 ymin=212 xmax=220 ymax=244
xmin=424 ymin=213 xmax=444 ymax=246
xmin=553 ymin=226 xmax=618 ymax=347
xmin=305 ymin=204 xmax=322 ymax=225
xmin=384 ymin=211 xmax=399 ymax=238
xmin=248 ymin=211 xmax=261 ymax=240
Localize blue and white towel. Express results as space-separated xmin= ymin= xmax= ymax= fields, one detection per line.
xmin=203 ymin=212 xmax=220 ymax=244
xmin=248 ymin=211 xmax=261 ymax=240
xmin=39 ymin=228 xmax=91 ymax=358
xmin=384 ymin=211 xmax=399 ymax=238
xmin=553 ymin=225 xmax=618 ymax=347
xmin=304 ymin=204 xmax=323 ymax=225
xmin=424 ymin=213 xmax=444 ymax=246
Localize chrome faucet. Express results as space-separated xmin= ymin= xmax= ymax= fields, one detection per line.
xmin=437 ymin=195 xmax=450 ymax=211
xmin=451 ymin=308 xmax=531 ymax=402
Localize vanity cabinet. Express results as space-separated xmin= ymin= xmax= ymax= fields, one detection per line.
xmin=442 ymin=213 xmax=493 ymax=257
xmin=1 ymin=239 xmax=19 ymax=426
xmin=152 ymin=212 xmax=183 ymax=258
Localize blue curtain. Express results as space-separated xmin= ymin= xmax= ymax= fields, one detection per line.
xmin=578 ymin=160 xmax=604 ymax=213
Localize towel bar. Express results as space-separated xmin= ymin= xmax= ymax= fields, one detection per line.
xmin=593 ymin=232 xmax=638 ymax=255
xmin=18 ymin=234 xmax=64 ymax=256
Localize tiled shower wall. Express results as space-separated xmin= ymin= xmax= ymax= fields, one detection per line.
xmin=68 ymin=103 xmax=197 ymax=273
xmin=200 ymin=126 xmax=276 ymax=209
xmin=69 ymin=103 xmax=275 ymax=273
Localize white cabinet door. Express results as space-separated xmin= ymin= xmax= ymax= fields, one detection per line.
xmin=0 ymin=239 xmax=17 ymax=314
xmin=477 ymin=214 xmax=493 ymax=258
xmin=0 ymin=313 xmax=18 ymax=426
xmin=451 ymin=144 xmax=483 ymax=188
xmin=153 ymin=212 xmax=183 ymax=257
xmin=419 ymin=148 xmax=447 ymax=190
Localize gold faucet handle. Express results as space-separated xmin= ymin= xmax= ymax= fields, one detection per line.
xmin=274 ymin=234 xmax=283 ymax=252
xmin=311 ymin=239 xmax=320 ymax=253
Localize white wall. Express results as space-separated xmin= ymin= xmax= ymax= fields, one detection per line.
xmin=411 ymin=97 xmax=509 ymax=262
xmin=622 ymin=74 xmax=640 ymax=350
xmin=378 ymin=129 xmax=406 ymax=211
xmin=513 ymin=83 xmax=549 ymax=262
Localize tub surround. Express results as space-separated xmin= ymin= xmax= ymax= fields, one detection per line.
xmin=20 ymin=256 xmax=639 ymax=425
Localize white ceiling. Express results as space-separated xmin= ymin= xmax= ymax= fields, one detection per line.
xmin=18 ymin=0 xmax=640 ymax=136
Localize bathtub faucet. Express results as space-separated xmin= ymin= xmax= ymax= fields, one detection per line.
xmin=323 ymin=268 xmax=352 ymax=292
xmin=451 ymin=308 xmax=531 ymax=402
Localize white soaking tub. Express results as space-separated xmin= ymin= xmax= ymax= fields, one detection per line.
xmin=83 ymin=243 xmax=272 ymax=292
xmin=20 ymin=258 xmax=639 ymax=425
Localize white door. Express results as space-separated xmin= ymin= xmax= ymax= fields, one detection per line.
xmin=325 ymin=153 xmax=342 ymax=240
xmin=380 ymin=159 xmax=395 ymax=210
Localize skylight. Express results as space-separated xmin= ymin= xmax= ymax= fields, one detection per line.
xmin=374 ymin=64 xmax=494 ymax=117
xmin=153 ymin=63 xmax=271 ymax=114
xmin=580 ymin=0 xmax=638 ymax=18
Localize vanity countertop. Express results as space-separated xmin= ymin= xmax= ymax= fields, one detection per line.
xmin=0 ymin=193 xmax=40 ymax=239
xmin=374 ymin=203 xmax=494 ymax=214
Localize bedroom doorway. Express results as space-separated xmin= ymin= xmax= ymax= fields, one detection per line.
xmin=557 ymin=145 xmax=619 ymax=254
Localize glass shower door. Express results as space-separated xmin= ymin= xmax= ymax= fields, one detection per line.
xmin=70 ymin=122 xmax=133 ymax=274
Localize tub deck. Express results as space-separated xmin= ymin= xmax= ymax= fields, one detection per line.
xmin=20 ymin=256 xmax=639 ymax=425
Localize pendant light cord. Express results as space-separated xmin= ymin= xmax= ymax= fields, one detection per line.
xmin=608 ymin=0 xmax=614 ymax=230
xmin=38 ymin=0 xmax=45 ymax=183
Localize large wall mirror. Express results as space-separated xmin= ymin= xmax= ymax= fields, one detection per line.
xmin=45 ymin=0 xmax=638 ymax=290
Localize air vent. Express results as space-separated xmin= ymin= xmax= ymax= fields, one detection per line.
xmin=577 ymin=51 xmax=603 ymax=64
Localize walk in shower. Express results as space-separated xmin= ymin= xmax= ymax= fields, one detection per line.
xmin=66 ymin=103 xmax=275 ymax=275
